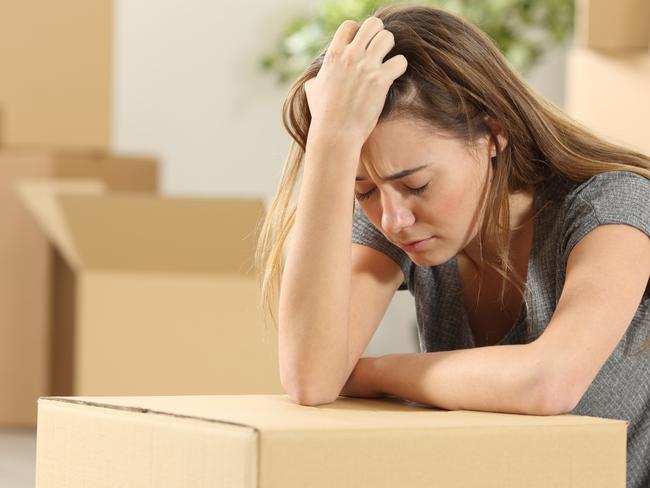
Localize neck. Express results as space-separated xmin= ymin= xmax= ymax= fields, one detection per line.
xmin=462 ymin=186 xmax=535 ymax=271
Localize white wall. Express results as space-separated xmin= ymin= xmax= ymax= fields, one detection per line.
xmin=112 ymin=0 xmax=320 ymax=198
xmin=112 ymin=1 xmax=570 ymax=356
xmin=526 ymin=38 xmax=571 ymax=109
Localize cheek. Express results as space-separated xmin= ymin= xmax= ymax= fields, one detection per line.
xmin=426 ymin=182 xmax=470 ymax=220
xmin=433 ymin=167 xmax=486 ymax=221
xmin=433 ymin=188 xmax=464 ymax=217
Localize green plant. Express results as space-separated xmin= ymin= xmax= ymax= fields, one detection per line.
xmin=259 ymin=0 xmax=575 ymax=84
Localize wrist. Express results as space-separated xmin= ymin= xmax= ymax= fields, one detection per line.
xmin=364 ymin=355 xmax=389 ymax=397
xmin=339 ymin=356 xmax=388 ymax=399
xmin=306 ymin=129 xmax=363 ymax=157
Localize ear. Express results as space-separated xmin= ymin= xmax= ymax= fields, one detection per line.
xmin=484 ymin=116 xmax=508 ymax=158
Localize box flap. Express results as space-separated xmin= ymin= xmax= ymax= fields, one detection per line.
xmin=15 ymin=179 xmax=264 ymax=274
xmin=57 ymin=193 xmax=263 ymax=274
xmin=15 ymin=179 xmax=107 ymax=270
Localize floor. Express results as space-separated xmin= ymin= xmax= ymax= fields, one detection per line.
xmin=0 ymin=428 xmax=36 ymax=488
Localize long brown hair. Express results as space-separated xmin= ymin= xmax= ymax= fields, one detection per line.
xmin=255 ymin=4 xmax=650 ymax=352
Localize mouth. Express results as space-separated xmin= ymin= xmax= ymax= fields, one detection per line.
xmin=397 ymin=236 xmax=434 ymax=251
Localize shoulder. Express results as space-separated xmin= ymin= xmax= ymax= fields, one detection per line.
xmin=553 ymin=170 xmax=650 ymax=261
xmin=565 ymin=170 xmax=649 ymax=223
xmin=567 ymin=170 xmax=649 ymax=207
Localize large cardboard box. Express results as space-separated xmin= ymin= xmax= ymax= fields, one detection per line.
xmin=17 ymin=179 xmax=282 ymax=399
xmin=565 ymin=47 xmax=650 ymax=155
xmin=575 ymin=0 xmax=650 ymax=51
xmin=0 ymin=0 xmax=111 ymax=148
xmin=0 ymin=150 xmax=157 ymax=426
xmin=35 ymin=394 xmax=627 ymax=487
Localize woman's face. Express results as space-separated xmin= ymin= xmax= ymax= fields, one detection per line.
xmin=355 ymin=117 xmax=500 ymax=266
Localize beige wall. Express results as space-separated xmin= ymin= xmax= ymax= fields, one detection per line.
xmin=0 ymin=0 xmax=111 ymax=148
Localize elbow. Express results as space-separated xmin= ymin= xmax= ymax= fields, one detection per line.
xmin=286 ymin=387 xmax=339 ymax=407
xmin=281 ymin=371 xmax=340 ymax=406
xmin=283 ymin=378 xmax=339 ymax=406
xmin=527 ymin=371 xmax=578 ymax=416
xmin=278 ymin=346 xmax=346 ymax=407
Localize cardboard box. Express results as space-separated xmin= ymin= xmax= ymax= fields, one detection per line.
xmin=17 ymin=179 xmax=282 ymax=400
xmin=0 ymin=106 xmax=5 ymax=146
xmin=0 ymin=150 xmax=157 ymax=426
xmin=0 ymin=0 xmax=111 ymax=148
xmin=35 ymin=394 xmax=627 ymax=487
xmin=575 ymin=0 xmax=650 ymax=51
xmin=565 ymin=47 xmax=650 ymax=155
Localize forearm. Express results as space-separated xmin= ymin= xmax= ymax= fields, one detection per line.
xmin=369 ymin=345 xmax=548 ymax=415
xmin=278 ymin=136 xmax=361 ymax=400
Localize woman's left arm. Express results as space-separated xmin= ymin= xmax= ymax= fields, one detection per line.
xmin=531 ymin=224 xmax=649 ymax=410
xmin=341 ymin=224 xmax=650 ymax=415
xmin=340 ymin=344 xmax=550 ymax=415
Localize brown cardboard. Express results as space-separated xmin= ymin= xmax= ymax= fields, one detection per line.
xmin=17 ymin=180 xmax=282 ymax=399
xmin=565 ymin=47 xmax=650 ymax=155
xmin=0 ymin=150 xmax=157 ymax=426
xmin=575 ymin=0 xmax=650 ymax=51
xmin=0 ymin=0 xmax=111 ymax=148
xmin=0 ymin=107 xmax=4 ymax=147
xmin=35 ymin=394 xmax=627 ymax=487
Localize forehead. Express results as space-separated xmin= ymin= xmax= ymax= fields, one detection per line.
xmin=357 ymin=118 xmax=464 ymax=179
xmin=357 ymin=153 xmax=395 ymax=182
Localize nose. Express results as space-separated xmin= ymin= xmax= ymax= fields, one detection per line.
xmin=380 ymin=190 xmax=415 ymax=236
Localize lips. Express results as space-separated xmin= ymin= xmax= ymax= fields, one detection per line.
xmin=394 ymin=236 xmax=435 ymax=253
xmin=400 ymin=238 xmax=430 ymax=246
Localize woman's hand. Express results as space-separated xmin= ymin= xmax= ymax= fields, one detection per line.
xmin=340 ymin=356 xmax=387 ymax=399
xmin=304 ymin=16 xmax=408 ymax=147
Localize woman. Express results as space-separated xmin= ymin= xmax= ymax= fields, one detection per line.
xmin=255 ymin=5 xmax=650 ymax=486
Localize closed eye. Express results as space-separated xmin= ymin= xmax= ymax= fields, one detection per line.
xmin=355 ymin=182 xmax=430 ymax=201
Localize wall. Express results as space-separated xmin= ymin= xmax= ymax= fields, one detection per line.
xmin=112 ymin=1 xmax=571 ymax=355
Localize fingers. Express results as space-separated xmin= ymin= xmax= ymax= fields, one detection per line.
xmin=327 ymin=20 xmax=359 ymax=58
xmin=366 ymin=29 xmax=395 ymax=64
xmin=324 ymin=16 xmax=408 ymax=82
xmin=348 ymin=16 xmax=385 ymax=52
xmin=327 ymin=16 xmax=385 ymax=61
xmin=363 ymin=22 xmax=407 ymax=81
xmin=383 ymin=54 xmax=408 ymax=80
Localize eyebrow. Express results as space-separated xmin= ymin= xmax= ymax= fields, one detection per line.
xmin=355 ymin=163 xmax=431 ymax=182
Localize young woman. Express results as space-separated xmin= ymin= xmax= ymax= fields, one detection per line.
xmin=255 ymin=6 xmax=650 ymax=486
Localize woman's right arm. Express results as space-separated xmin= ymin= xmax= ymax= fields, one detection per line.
xmin=277 ymin=16 xmax=408 ymax=405
xmin=278 ymin=135 xmax=361 ymax=404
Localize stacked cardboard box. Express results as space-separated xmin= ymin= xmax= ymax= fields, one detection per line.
xmin=575 ymin=0 xmax=650 ymax=51
xmin=0 ymin=0 xmax=111 ymax=148
xmin=567 ymin=0 xmax=650 ymax=155
xmin=35 ymin=394 xmax=627 ymax=487
xmin=17 ymin=179 xmax=282 ymax=401
xmin=0 ymin=150 xmax=157 ymax=426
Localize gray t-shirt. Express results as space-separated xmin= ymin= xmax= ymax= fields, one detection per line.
xmin=351 ymin=170 xmax=650 ymax=488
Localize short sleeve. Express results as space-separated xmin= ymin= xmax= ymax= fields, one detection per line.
xmin=351 ymin=200 xmax=413 ymax=291
xmin=561 ymin=171 xmax=650 ymax=264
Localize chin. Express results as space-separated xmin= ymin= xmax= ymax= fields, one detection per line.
xmin=407 ymin=247 xmax=453 ymax=267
